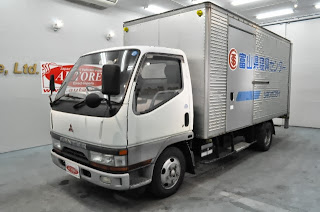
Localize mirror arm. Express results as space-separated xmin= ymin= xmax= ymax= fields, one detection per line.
xmin=49 ymin=90 xmax=53 ymax=105
xmin=49 ymin=75 xmax=55 ymax=106
xmin=107 ymin=94 xmax=112 ymax=110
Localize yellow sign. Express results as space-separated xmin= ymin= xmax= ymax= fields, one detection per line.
xmin=0 ymin=64 xmax=8 ymax=76
xmin=0 ymin=63 xmax=39 ymax=76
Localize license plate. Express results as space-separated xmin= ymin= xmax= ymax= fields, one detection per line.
xmin=65 ymin=160 xmax=80 ymax=179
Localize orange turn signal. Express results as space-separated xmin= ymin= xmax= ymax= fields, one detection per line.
xmin=119 ymin=149 xmax=128 ymax=156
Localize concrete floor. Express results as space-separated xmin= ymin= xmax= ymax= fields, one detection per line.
xmin=1 ymin=127 xmax=320 ymax=212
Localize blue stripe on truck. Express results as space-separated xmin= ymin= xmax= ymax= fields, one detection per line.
xmin=236 ymin=91 xmax=261 ymax=102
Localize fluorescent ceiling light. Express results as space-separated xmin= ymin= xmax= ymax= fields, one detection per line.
xmin=191 ymin=0 xmax=205 ymax=4
xmin=256 ymin=8 xmax=294 ymax=19
xmin=315 ymin=4 xmax=320 ymax=9
xmin=144 ymin=5 xmax=166 ymax=14
xmin=231 ymin=0 xmax=262 ymax=6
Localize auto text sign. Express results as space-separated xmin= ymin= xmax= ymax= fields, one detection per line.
xmin=41 ymin=62 xmax=103 ymax=94
xmin=40 ymin=62 xmax=74 ymax=94
xmin=65 ymin=65 xmax=102 ymax=93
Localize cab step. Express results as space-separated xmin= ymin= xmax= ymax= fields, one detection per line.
xmin=228 ymin=141 xmax=254 ymax=152
xmin=201 ymin=151 xmax=236 ymax=164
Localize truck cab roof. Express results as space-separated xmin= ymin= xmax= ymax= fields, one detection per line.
xmin=82 ymin=46 xmax=186 ymax=58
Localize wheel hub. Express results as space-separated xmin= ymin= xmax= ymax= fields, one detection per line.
xmin=170 ymin=169 xmax=176 ymax=177
xmin=160 ymin=157 xmax=181 ymax=189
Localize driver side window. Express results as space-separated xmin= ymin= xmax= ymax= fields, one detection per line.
xmin=134 ymin=55 xmax=182 ymax=114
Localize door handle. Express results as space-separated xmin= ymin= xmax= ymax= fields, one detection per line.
xmin=230 ymin=92 xmax=234 ymax=101
xmin=185 ymin=113 xmax=189 ymax=127
xmin=252 ymin=80 xmax=270 ymax=85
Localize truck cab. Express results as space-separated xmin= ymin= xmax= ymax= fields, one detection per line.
xmin=50 ymin=46 xmax=194 ymax=196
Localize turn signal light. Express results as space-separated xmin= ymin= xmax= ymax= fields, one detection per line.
xmin=119 ymin=149 xmax=128 ymax=156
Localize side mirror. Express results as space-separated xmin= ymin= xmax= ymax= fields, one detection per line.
xmin=85 ymin=93 xmax=102 ymax=108
xmin=50 ymin=75 xmax=55 ymax=92
xmin=102 ymin=64 xmax=120 ymax=95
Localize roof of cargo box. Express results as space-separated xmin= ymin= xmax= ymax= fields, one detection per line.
xmin=124 ymin=1 xmax=290 ymax=44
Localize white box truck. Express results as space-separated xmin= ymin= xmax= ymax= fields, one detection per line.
xmin=50 ymin=2 xmax=291 ymax=198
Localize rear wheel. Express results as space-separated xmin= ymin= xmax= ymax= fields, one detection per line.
xmin=151 ymin=147 xmax=186 ymax=198
xmin=255 ymin=122 xmax=273 ymax=151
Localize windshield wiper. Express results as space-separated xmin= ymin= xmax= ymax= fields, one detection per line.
xmin=73 ymin=99 xmax=86 ymax=109
xmin=51 ymin=94 xmax=84 ymax=106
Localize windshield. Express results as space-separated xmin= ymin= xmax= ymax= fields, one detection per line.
xmin=56 ymin=49 xmax=140 ymax=103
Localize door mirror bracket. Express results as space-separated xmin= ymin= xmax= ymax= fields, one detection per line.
xmin=49 ymin=75 xmax=56 ymax=104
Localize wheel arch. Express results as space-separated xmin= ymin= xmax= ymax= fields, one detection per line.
xmin=153 ymin=134 xmax=195 ymax=175
xmin=169 ymin=141 xmax=195 ymax=174
xmin=268 ymin=120 xmax=276 ymax=135
xmin=255 ymin=120 xmax=275 ymax=135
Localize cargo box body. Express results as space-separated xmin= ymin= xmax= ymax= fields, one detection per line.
xmin=124 ymin=2 xmax=291 ymax=139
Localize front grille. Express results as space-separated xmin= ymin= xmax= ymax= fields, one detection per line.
xmin=53 ymin=148 xmax=126 ymax=174
xmin=62 ymin=147 xmax=88 ymax=161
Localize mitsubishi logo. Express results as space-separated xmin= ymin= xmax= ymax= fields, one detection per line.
xmin=68 ymin=124 xmax=74 ymax=133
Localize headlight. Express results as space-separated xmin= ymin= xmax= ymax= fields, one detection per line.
xmin=89 ymin=151 xmax=127 ymax=167
xmin=52 ymin=138 xmax=62 ymax=150
xmin=90 ymin=151 xmax=114 ymax=166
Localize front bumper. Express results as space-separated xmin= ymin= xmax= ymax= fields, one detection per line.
xmin=51 ymin=150 xmax=130 ymax=190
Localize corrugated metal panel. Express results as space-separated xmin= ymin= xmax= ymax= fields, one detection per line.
xmin=253 ymin=29 xmax=290 ymax=123
xmin=207 ymin=9 xmax=228 ymax=137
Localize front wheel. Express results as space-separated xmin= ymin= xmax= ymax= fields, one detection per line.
xmin=151 ymin=147 xmax=186 ymax=198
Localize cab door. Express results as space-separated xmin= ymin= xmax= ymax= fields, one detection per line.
xmin=127 ymin=54 xmax=191 ymax=147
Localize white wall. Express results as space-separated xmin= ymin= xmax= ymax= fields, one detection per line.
xmin=266 ymin=19 xmax=320 ymax=128
xmin=0 ymin=0 xmax=142 ymax=153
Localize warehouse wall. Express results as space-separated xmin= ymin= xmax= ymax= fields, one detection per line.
xmin=0 ymin=0 xmax=142 ymax=153
xmin=266 ymin=18 xmax=320 ymax=128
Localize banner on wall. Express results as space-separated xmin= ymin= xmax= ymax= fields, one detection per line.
xmin=40 ymin=62 xmax=74 ymax=94
xmin=62 ymin=65 xmax=103 ymax=94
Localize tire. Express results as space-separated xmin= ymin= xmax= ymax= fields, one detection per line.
xmin=151 ymin=147 xmax=186 ymax=198
xmin=255 ymin=122 xmax=273 ymax=151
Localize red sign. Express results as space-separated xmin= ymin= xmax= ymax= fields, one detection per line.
xmin=228 ymin=48 xmax=238 ymax=71
xmin=41 ymin=62 xmax=74 ymax=94
xmin=67 ymin=65 xmax=102 ymax=88
xmin=41 ymin=62 xmax=102 ymax=94
xmin=66 ymin=165 xmax=79 ymax=175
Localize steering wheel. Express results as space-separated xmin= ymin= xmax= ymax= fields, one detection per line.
xmin=150 ymin=90 xmax=178 ymax=108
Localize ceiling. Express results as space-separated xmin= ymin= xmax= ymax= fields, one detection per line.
xmin=116 ymin=0 xmax=320 ymax=25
